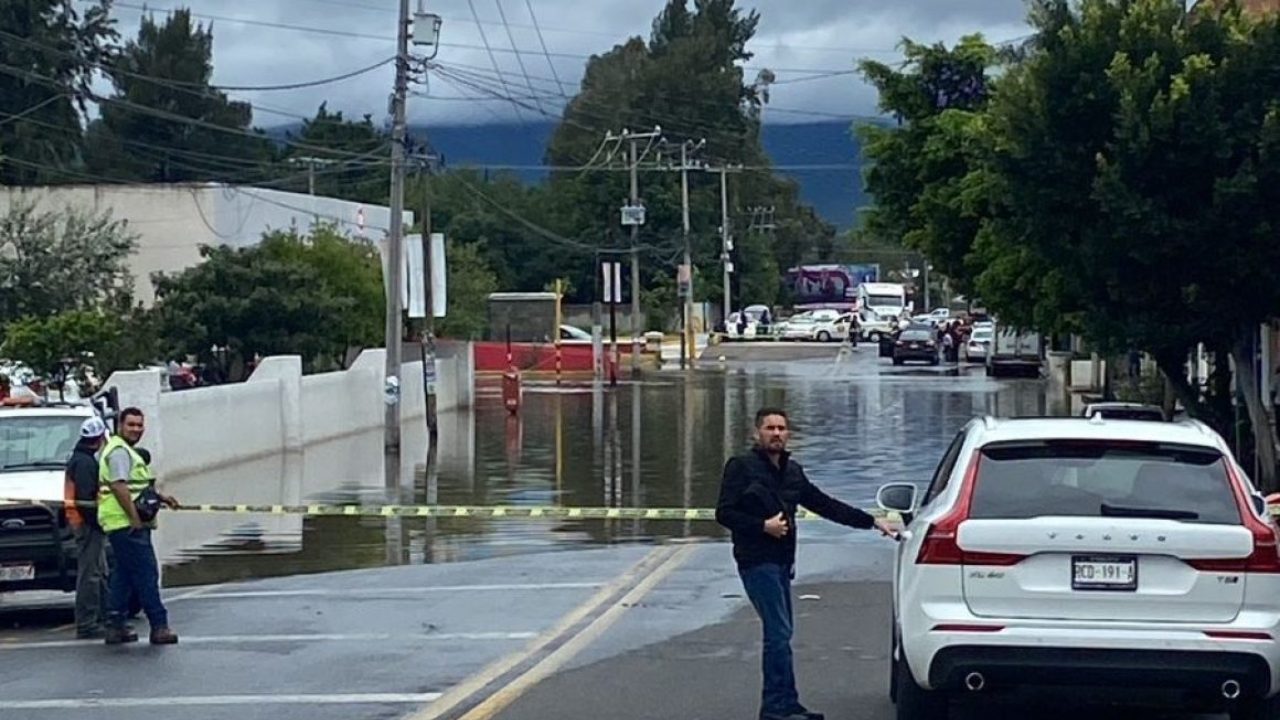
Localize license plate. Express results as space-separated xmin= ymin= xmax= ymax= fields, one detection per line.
xmin=1072 ymin=555 xmax=1137 ymax=591
xmin=0 ymin=564 xmax=34 ymax=582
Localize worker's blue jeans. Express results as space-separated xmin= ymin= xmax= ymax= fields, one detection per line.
xmin=105 ymin=529 xmax=168 ymax=629
xmin=740 ymin=562 xmax=801 ymax=716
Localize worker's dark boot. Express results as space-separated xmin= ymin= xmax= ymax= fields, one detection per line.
xmin=104 ymin=626 xmax=138 ymax=645
xmin=149 ymin=626 xmax=179 ymax=645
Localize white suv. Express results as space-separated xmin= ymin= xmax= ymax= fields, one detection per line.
xmin=878 ymin=416 xmax=1280 ymax=719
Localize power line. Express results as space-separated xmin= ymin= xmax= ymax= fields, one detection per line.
xmin=0 ymin=61 xmax=389 ymax=161
xmin=493 ymin=0 xmax=544 ymax=115
xmin=467 ymin=0 xmax=528 ymax=128
xmin=524 ymin=0 xmax=569 ymax=97
xmin=0 ymin=94 xmax=67 ymax=127
xmin=202 ymin=56 xmax=395 ymax=92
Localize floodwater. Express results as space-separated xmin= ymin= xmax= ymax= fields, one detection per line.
xmin=158 ymin=350 xmax=1052 ymax=587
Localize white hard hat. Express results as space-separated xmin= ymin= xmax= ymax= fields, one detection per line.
xmin=80 ymin=416 xmax=108 ymax=439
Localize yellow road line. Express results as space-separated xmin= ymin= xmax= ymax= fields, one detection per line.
xmin=457 ymin=544 xmax=697 ymax=720
xmin=403 ymin=545 xmax=677 ymax=720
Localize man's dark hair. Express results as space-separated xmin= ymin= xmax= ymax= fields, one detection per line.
xmin=120 ymin=407 xmax=144 ymax=423
xmin=755 ymin=407 xmax=789 ymax=428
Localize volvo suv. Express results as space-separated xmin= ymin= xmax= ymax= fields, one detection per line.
xmin=878 ymin=416 xmax=1280 ymax=719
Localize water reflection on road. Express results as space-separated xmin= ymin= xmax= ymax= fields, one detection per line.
xmin=160 ymin=351 xmax=1051 ymax=586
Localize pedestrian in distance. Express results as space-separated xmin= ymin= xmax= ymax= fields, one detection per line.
xmin=64 ymin=416 xmax=109 ymax=638
xmin=98 ymin=407 xmax=180 ymax=645
xmin=716 ymin=408 xmax=898 ymax=720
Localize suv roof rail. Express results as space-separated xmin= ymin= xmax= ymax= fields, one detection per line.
xmin=979 ymin=415 xmax=998 ymax=431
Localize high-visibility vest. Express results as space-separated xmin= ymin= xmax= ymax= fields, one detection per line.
xmin=97 ymin=436 xmax=155 ymax=533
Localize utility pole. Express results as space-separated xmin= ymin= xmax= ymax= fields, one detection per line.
xmin=384 ymin=0 xmax=411 ymax=488
xmin=628 ymin=134 xmax=641 ymax=376
xmin=679 ymin=142 xmax=692 ymax=370
xmin=719 ymin=166 xmax=732 ymax=324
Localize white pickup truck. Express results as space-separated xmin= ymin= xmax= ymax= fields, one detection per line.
xmin=0 ymin=403 xmax=100 ymax=592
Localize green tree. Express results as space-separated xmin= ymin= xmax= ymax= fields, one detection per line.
xmin=858 ymin=36 xmax=999 ymax=295
xmin=0 ymin=0 xmax=115 ymax=184
xmin=85 ymin=8 xmax=271 ymax=183
xmin=276 ymin=103 xmax=391 ymax=204
xmin=149 ymin=227 xmax=384 ymax=375
xmin=0 ymin=201 xmax=137 ymax=321
xmin=436 ymin=240 xmax=498 ymax=339
xmin=1 ymin=309 xmax=141 ymax=378
xmin=539 ymin=0 xmax=831 ymax=311
xmin=968 ymin=0 xmax=1280 ymax=487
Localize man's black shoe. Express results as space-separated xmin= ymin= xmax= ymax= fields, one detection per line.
xmin=760 ymin=714 xmax=809 ymax=720
xmin=103 ymin=627 xmax=139 ymax=645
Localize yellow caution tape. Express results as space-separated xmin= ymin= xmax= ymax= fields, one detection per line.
xmin=0 ymin=498 xmax=873 ymax=521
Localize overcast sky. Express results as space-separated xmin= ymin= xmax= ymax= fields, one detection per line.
xmin=103 ymin=0 xmax=1034 ymax=128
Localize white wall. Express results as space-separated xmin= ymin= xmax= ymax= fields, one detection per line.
xmin=0 ymin=184 xmax=410 ymax=304
xmin=102 ymin=346 xmax=473 ymax=482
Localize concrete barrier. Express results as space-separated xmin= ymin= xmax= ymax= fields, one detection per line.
xmin=101 ymin=347 xmax=474 ymax=482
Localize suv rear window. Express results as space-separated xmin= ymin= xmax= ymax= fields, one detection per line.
xmin=970 ymin=441 xmax=1239 ymax=524
xmin=901 ymin=330 xmax=933 ymax=341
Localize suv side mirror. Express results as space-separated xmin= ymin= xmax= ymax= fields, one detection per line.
xmin=1252 ymin=494 xmax=1267 ymax=518
xmin=877 ymin=483 xmax=919 ymax=514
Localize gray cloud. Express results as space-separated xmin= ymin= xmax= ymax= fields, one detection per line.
xmin=104 ymin=0 xmax=1034 ymax=128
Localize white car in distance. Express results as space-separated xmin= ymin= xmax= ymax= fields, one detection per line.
xmin=779 ymin=310 xmax=847 ymax=342
xmin=964 ymin=326 xmax=994 ymax=362
xmin=878 ymin=416 xmax=1280 ymax=720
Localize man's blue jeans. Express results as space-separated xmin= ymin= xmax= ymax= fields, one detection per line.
xmin=740 ymin=562 xmax=800 ymax=716
xmin=106 ymin=529 xmax=168 ymax=629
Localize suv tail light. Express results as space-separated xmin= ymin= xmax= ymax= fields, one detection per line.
xmin=1188 ymin=461 xmax=1280 ymax=574
xmin=916 ymin=454 xmax=1026 ymax=567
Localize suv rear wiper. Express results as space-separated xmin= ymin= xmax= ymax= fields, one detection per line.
xmin=1101 ymin=503 xmax=1199 ymax=521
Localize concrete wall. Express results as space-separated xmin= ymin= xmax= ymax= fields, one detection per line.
xmin=0 ymin=184 xmax=409 ymax=304
xmin=102 ymin=346 xmax=474 ymax=482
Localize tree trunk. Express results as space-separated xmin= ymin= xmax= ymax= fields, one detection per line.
xmin=1231 ymin=335 xmax=1279 ymax=492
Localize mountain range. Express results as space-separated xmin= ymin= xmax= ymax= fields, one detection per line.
xmin=415 ymin=119 xmax=871 ymax=230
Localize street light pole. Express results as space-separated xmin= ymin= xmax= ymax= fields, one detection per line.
xmin=384 ymin=0 xmax=411 ymax=488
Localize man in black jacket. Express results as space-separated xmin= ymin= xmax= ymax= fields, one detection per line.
xmin=65 ymin=417 xmax=109 ymax=638
xmin=716 ymin=408 xmax=896 ymax=720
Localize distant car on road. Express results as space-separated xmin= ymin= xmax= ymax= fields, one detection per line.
xmin=559 ymin=324 xmax=593 ymax=343
xmin=893 ymin=329 xmax=940 ymax=366
xmin=778 ymin=310 xmax=847 ymax=342
xmin=878 ymin=415 xmax=1280 ymax=720
xmin=965 ymin=326 xmax=995 ymax=362
xmin=912 ymin=308 xmax=952 ymax=327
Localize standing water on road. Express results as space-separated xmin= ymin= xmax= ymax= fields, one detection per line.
xmin=159 ymin=351 xmax=1049 ymax=587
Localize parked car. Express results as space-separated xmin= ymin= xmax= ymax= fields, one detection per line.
xmin=724 ymin=305 xmax=773 ymax=341
xmin=893 ymin=329 xmax=941 ymax=366
xmin=912 ymin=308 xmax=952 ymax=327
xmin=878 ymin=416 xmax=1280 ymax=720
xmin=559 ymin=324 xmax=594 ymax=344
xmin=964 ymin=326 xmax=995 ymax=362
xmin=779 ymin=310 xmax=847 ymax=342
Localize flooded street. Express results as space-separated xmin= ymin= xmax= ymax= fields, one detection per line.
xmin=159 ymin=350 xmax=1050 ymax=587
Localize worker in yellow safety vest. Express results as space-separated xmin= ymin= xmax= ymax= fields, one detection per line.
xmin=98 ymin=407 xmax=180 ymax=646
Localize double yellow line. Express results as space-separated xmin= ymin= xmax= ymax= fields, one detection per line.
xmin=407 ymin=544 xmax=697 ymax=720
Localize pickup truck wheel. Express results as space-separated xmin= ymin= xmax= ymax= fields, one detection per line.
xmin=817 ymin=331 xmax=832 ymax=342
xmin=868 ymin=332 xmax=881 ymax=343
xmin=895 ymin=654 xmax=948 ymax=720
